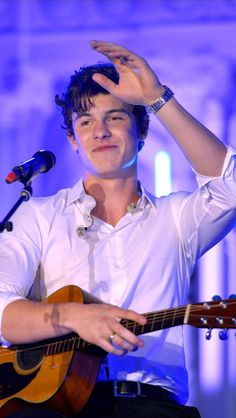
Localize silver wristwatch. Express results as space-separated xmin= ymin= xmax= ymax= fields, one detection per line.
xmin=145 ymin=86 xmax=174 ymax=114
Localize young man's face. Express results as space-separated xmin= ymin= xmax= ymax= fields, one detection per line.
xmin=68 ymin=93 xmax=140 ymax=179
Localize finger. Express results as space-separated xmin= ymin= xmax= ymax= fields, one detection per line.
xmin=102 ymin=338 xmax=129 ymax=356
xmin=91 ymin=40 xmax=130 ymax=54
xmin=114 ymin=323 xmax=145 ymax=349
xmin=104 ymin=333 xmax=137 ymax=355
xmin=91 ymin=40 xmax=140 ymax=64
xmin=111 ymin=333 xmax=139 ymax=352
xmin=117 ymin=307 xmax=147 ymax=326
xmin=95 ymin=50 xmax=139 ymax=66
xmin=92 ymin=73 xmax=118 ymax=94
xmin=109 ymin=316 xmax=145 ymax=348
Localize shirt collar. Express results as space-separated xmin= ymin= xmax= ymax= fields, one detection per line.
xmin=67 ymin=179 xmax=96 ymax=217
xmin=138 ymin=182 xmax=157 ymax=209
xmin=67 ymin=178 xmax=156 ymax=212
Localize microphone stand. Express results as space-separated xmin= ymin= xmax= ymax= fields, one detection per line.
xmin=0 ymin=182 xmax=33 ymax=233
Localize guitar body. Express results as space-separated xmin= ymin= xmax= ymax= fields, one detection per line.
xmin=0 ymin=285 xmax=235 ymax=417
xmin=0 ymin=286 xmax=104 ymax=417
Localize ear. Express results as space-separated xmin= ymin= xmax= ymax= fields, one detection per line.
xmin=67 ymin=132 xmax=78 ymax=152
xmin=138 ymin=138 xmax=145 ymax=152
xmin=138 ymin=125 xmax=148 ymax=141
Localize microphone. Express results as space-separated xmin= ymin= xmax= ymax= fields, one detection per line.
xmin=5 ymin=150 xmax=56 ymax=184
xmin=76 ymin=216 xmax=94 ymax=239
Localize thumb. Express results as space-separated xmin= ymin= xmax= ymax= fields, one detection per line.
xmin=92 ymin=73 xmax=117 ymax=94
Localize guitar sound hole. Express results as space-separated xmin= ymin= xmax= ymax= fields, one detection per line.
xmin=16 ymin=346 xmax=46 ymax=370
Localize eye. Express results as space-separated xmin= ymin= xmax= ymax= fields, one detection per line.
xmin=80 ymin=120 xmax=91 ymax=126
xmin=109 ymin=116 xmax=124 ymax=121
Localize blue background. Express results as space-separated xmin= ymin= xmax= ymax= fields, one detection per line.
xmin=0 ymin=1 xmax=236 ymax=416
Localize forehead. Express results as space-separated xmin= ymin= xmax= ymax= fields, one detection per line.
xmin=74 ymin=93 xmax=134 ymax=118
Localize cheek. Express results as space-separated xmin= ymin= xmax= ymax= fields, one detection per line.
xmin=73 ymin=133 xmax=88 ymax=153
xmin=124 ymin=128 xmax=139 ymax=152
xmin=116 ymin=123 xmax=137 ymax=144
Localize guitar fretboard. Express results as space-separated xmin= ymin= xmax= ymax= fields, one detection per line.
xmin=121 ymin=306 xmax=186 ymax=335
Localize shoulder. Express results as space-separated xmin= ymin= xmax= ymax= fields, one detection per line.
xmin=29 ymin=178 xmax=84 ymax=214
xmin=9 ymin=187 xmax=72 ymax=233
xmin=30 ymin=187 xmax=71 ymax=213
xmin=145 ymin=189 xmax=191 ymax=211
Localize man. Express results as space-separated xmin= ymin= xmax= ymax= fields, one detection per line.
xmin=0 ymin=41 xmax=235 ymax=418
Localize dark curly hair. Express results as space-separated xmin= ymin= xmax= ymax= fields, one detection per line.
xmin=55 ymin=63 xmax=149 ymax=151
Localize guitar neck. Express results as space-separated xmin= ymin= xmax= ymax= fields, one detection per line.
xmin=121 ymin=305 xmax=187 ymax=336
xmin=122 ymin=298 xmax=236 ymax=335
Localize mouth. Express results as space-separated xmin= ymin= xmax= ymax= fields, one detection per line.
xmin=92 ymin=145 xmax=118 ymax=152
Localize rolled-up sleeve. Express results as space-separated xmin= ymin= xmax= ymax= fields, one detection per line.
xmin=194 ymin=146 xmax=236 ymax=189
xmin=174 ymin=146 xmax=236 ymax=267
xmin=0 ymin=200 xmax=42 ymax=345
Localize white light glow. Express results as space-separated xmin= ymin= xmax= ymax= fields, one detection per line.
xmin=154 ymin=151 xmax=172 ymax=197
xmin=198 ymin=243 xmax=224 ymax=392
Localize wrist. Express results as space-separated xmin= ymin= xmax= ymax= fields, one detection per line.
xmin=145 ymin=85 xmax=174 ymax=114
xmin=144 ymin=86 xmax=165 ymax=106
xmin=57 ymin=302 xmax=78 ymax=331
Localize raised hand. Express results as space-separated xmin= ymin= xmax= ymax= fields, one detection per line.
xmin=90 ymin=40 xmax=164 ymax=106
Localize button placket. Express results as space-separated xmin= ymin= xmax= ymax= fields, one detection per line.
xmin=108 ymin=230 xmax=128 ymax=305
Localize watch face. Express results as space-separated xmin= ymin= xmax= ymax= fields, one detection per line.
xmin=150 ymin=97 xmax=165 ymax=113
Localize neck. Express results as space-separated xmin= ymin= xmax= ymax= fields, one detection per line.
xmin=83 ymin=175 xmax=139 ymax=226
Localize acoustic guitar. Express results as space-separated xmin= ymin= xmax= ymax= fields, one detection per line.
xmin=0 ymin=285 xmax=235 ymax=417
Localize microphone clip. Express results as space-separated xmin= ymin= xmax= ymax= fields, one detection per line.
xmin=76 ymin=226 xmax=88 ymax=239
xmin=76 ymin=215 xmax=94 ymax=239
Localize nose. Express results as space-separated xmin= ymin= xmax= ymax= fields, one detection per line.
xmin=93 ymin=121 xmax=111 ymax=140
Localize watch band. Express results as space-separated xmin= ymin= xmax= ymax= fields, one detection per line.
xmin=145 ymin=86 xmax=174 ymax=114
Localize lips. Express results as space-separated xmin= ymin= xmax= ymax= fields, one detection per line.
xmin=92 ymin=145 xmax=118 ymax=152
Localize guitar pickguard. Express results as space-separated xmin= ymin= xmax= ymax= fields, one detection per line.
xmin=0 ymin=362 xmax=40 ymax=399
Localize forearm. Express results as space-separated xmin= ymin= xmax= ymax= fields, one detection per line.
xmin=1 ymin=299 xmax=74 ymax=344
xmin=155 ymin=97 xmax=227 ymax=176
xmin=1 ymin=298 xmax=146 ymax=355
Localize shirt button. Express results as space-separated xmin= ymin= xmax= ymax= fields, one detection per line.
xmin=114 ymin=264 xmax=120 ymax=269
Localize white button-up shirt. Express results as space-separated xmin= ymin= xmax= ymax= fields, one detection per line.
xmin=0 ymin=147 xmax=236 ymax=404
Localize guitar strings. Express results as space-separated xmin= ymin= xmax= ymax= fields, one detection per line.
xmin=123 ymin=300 xmax=236 ymax=328
xmin=0 ymin=301 xmax=235 ymax=360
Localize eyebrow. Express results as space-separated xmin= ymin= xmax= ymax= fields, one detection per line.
xmin=75 ymin=108 xmax=130 ymax=121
